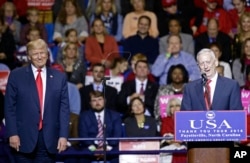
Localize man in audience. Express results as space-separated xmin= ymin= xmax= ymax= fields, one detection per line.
xmin=123 ymin=15 xmax=159 ymax=65
xmin=80 ymin=63 xmax=118 ymax=112
xmin=79 ymin=91 xmax=122 ymax=163
xmin=159 ymin=17 xmax=194 ymax=55
xmin=152 ymin=34 xmax=200 ymax=85
xmin=195 ymin=18 xmax=232 ymax=63
xmin=118 ymin=60 xmax=159 ymax=117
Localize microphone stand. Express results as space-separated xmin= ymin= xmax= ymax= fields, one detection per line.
xmin=101 ymin=77 xmax=110 ymax=163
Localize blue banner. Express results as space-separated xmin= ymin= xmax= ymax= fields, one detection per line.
xmin=175 ymin=111 xmax=247 ymax=141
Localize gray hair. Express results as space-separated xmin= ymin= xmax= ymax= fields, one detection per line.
xmin=196 ymin=48 xmax=216 ymax=61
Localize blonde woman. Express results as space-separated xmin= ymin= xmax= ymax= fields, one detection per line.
xmin=59 ymin=42 xmax=86 ymax=89
xmin=90 ymin=0 xmax=123 ymax=42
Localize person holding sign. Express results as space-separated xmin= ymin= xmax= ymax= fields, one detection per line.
xmin=181 ymin=48 xmax=243 ymax=111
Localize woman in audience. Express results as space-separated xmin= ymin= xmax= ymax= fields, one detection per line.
xmin=90 ymin=0 xmax=123 ymax=42
xmin=108 ymin=57 xmax=128 ymax=77
xmin=232 ymin=12 xmax=250 ymax=59
xmin=154 ymin=64 xmax=189 ymax=123
xmin=59 ymin=42 xmax=86 ymax=89
xmin=160 ymin=97 xmax=186 ymax=163
xmin=124 ymin=97 xmax=158 ymax=137
xmin=85 ymin=18 xmax=119 ymax=68
xmin=208 ymin=42 xmax=232 ymax=79
xmin=0 ymin=1 xmax=21 ymax=44
xmin=233 ymin=38 xmax=250 ymax=87
xmin=53 ymin=0 xmax=88 ymax=44
xmin=122 ymin=0 xmax=158 ymax=39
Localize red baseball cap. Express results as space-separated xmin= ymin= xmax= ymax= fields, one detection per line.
xmin=162 ymin=0 xmax=177 ymax=8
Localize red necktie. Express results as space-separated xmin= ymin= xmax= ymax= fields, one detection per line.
xmin=36 ymin=69 xmax=43 ymax=130
xmin=96 ymin=115 xmax=104 ymax=148
xmin=204 ymin=79 xmax=211 ymax=110
xmin=139 ymin=83 xmax=144 ymax=95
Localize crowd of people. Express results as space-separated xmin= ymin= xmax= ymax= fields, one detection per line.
xmin=1 ymin=0 xmax=250 ymax=163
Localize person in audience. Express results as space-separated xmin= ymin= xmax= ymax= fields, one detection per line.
xmin=181 ymin=48 xmax=243 ymax=111
xmin=108 ymin=57 xmax=128 ymax=77
xmin=0 ymin=15 xmax=16 ymax=70
xmin=78 ymin=91 xmax=122 ymax=163
xmin=125 ymin=53 xmax=156 ymax=82
xmin=4 ymin=39 xmax=69 ymax=162
xmin=158 ymin=0 xmax=202 ymax=37
xmin=193 ymin=0 xmax=232 ymax=36
xmin=195 ymin=18 xmax=232 ymax=63
xmin=233 ymin=38 xmax=250 ymax=87
xmin=90 ymin=0 xmax=123 ymax=42
xmin=228 ymin=0 xmax=250 ymax=35
xmin=17 ymin=27 xmax=54 ymax=66
xmin=160 ymin=97 xmax=186 ymax=163
xmin=0 ymin=2 xmax=21 ymax=44
xmin=122 ymin=0 xmax=159 ymax=39
xmin=159 ymin=17 xmax=194 ymax=55
xmin=118 ymin=60 xmax=159 ymax=117
xmin=216 ymin=65 xmax=224 ymax=76
xmin=86 ymin=0 xmax=121 ymax=20
xmin=80 ymin=63 xmax=118 ymax=112
xmin=56 ymin=28 xmax=84 ymax=63
xmin=232 ymin=12 xmax=250 ymax=59
xmin=53 ymin=0 xmax=89 ymax=44
xmin=123 ymin=15 xmax=159 ymax=65
xmin=154 ymin=64 xmax=189 ymax=123
xmin=58 ymin=42 xmax=86 ymax=89
xmin=121 ymin=0 xmax=162 ymax=18
xmin=85 ymin=18 xmax=119 ymax=68
xmin=152 ymin=34 xmax=200 ymax=85
xmin=20 ymin=7 xmax=48 ymax=45
xmin=208 ymin=42 xmax=232 ymax=78
xmin=124 ymin=97 xmax=158 ymax=137
xmin=243 ymin=66 xmax=250 ymax=90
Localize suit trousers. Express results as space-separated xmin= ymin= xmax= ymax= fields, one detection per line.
xmin=13 ymin=130 xmax=55 ymax=163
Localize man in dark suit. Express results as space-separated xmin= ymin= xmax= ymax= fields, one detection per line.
xmin=118 ymin=60 xmax=159 ymax=117
xmin=195 ymin=18 xmax=232 ymax=63
xmin=4 ymin=39 xmax=70 ymax=162
xmin=79 ymin=91 xmax=122 ymax=163
xmin=181 ymin=48 xmax=242 ymax=111
xmin=80 ymin=63 xmax=118 ymax=112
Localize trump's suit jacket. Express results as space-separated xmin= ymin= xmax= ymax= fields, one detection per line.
xmin=181 ymin=76 xmax=243 ymax=111
xmin=78 ymin=109 xmax=122 ymax=148
xmin=4 ymin=65 xmax=70 ymax=153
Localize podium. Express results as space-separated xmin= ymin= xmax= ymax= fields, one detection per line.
xmin=187 ymin=141 xmax=232 ymax=163
xmin=175 ymin=111 xmax=247 ymax=163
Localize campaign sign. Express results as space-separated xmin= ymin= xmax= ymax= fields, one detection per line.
xmin=241 ymin=90 xmax=250 ymax=114
xmin=175 ymin=111 xmax=247 ymax=142
xmin=119 ymin=141 xmax=159 ymax=163
xmin=0 ymin=71 xmax=10 ymax=95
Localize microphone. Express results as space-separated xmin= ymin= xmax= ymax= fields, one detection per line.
xmin=201 ymin=73 xmax=207 ymax=86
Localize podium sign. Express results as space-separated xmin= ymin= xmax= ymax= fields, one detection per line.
xmin=119 ymin=141 xmax=159 ymax=163
xmin=175 ymin=111 xmax=247 ymax=142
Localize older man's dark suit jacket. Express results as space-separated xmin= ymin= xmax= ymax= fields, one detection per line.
xmin=118 ymin=80 xmax=159 ymax=116
xmin=80 ymin=84 xmax=118 ymax=112
xmin=181 ymin=75 xmax=243 ymax=111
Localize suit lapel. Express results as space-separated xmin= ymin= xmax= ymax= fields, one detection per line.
xmin=44 ymin=68 xmax=53 ymax=112
xmin=212 ymin=76 xmax=224 ymax=109
xmin=27 ymin=65 xmax=40 ymax=109
xmin=195 ymin=79 xmax=207 ymax=110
